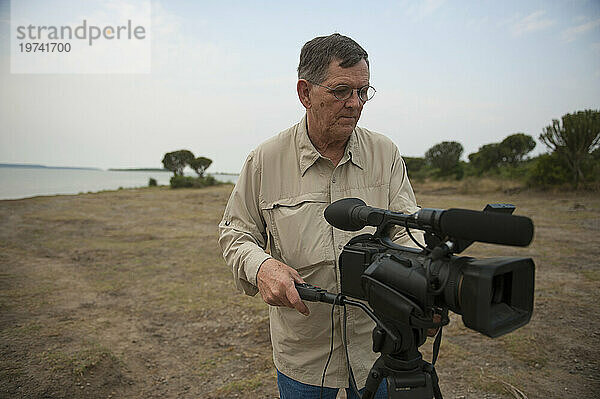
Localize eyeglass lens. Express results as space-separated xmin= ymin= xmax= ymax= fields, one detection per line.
xmin=332 ymin=85 xmax=375 ymax=102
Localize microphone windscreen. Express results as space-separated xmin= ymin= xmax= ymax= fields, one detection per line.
xmin=439 ymin=209 xmax=534 ymax=246
xmin=324 ymin=198 xmax=366 ymax=231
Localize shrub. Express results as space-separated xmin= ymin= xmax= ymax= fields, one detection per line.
xmin=527 ymin=154 xmax=570 ymax=187
xmin=148 ymin=178 xmax=157 ymax=187
xmin=403 ymin=156 xmax=430 ymax=180
xmin=169 ymin=175 xmax=219 ymax=189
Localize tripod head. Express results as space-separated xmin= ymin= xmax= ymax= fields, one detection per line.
xmin=295 ymin=283 xmax=444 ymax=399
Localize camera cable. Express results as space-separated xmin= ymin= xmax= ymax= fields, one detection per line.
xmin=320 ymin=293 xmax=345 ymax=399
xmin=343 ymin=302 xmax=362 ymax=398
xmin=404 ymin=220 xmax=429 ymax=252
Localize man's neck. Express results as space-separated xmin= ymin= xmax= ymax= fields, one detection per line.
xmin=306 ymin=119 xmax=350 ymax=167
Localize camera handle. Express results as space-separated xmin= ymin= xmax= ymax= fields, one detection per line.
xmin=295 ymin=283 xmax=443 ymax=399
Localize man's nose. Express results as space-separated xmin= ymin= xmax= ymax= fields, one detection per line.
xmin=344 ymin=89 xmax=362 ymax=108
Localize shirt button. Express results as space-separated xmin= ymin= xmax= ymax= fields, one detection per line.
xmin=332 ymin=177 xmax=336 ymax=183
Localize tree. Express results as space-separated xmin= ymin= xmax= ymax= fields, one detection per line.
xmin=468 ymin=143 xmax=503 ymax=174
xmin=162 ymin=150 xmax=195 ymax=176
xmin=500 ymin=133 xmax=536 ymax=164
xmin=189 ymin=156 xmax=212 ymax=177
xmin=539 ymin=109 xmax=600 ymax=188
xmin=425 ymin=141 xmax=464 ymax=175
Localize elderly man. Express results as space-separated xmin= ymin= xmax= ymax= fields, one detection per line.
xmin=218 ymin=33 xmax=420 ymax=399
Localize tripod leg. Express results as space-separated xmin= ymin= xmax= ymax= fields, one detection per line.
xmin=422 ymin=362 xmax=443 ymax=399
xmin=362 ymin=358 xmax=385 ymax=399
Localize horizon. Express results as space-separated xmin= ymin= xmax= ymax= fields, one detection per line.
xmin=1 ymin=0 xmax=599 ymax=172
xmin=0 ymin=162 xmax=240 ymax=174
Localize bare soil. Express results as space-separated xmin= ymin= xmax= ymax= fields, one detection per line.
xmin=0 ymin=184 xmax=598 ymax=398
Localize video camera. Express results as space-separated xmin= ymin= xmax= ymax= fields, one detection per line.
xmin=296 ymin=198 xmax=535 ymax=399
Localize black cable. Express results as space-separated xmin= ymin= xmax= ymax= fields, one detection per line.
xmin=320 ymin=293 xmax=343 ymax=399
xmin=404 ymin=221 xmax=428 ymax=251
xmin=342 ymin=303 xmax=362 ymax=398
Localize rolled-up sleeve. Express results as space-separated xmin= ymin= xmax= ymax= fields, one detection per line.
xmin=218 ymin=151 xmax=272 ymax=296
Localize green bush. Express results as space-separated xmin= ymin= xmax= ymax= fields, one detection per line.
xmin=169 ymin=175 xmax=219 ymax=189
xmin=148 ymin=178 xmax=157 ymax=187
xmin=403 ymin=156 xmax=430 ymax=180
xmin=527 ymin=154 xmax=570 ymax=187
xmin=497 ymin=160 xmax=534 ymax=181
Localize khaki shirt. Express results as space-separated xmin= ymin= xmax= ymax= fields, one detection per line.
xmin=218 ymin=116 xmax=421 ymax=388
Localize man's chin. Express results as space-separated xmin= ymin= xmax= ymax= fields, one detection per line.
xmin=330 ymin=125 xmax=356 ymax=140
xmin=338 ymin=121 xmax=357 ymax=132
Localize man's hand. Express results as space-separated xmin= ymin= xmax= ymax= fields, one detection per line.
xmin=427 ymin=313 xmax=442 ymax=337
xmin=256 ymin=258 xmax=310 ymax=316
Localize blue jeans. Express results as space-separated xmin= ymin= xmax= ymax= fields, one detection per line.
xmin=276 ymin=369 xmax=388 ymax=399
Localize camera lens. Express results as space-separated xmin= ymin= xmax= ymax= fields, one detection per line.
xmin=491 ymin=274 xmax=505 ymax=304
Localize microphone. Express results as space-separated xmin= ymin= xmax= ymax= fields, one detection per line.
xmin=324 ymin=198 xmax=384 ymax=231
xmin=324 ymin=198 xmax=534 ymax=247
xmin=439 ymin=209 xmax=533 ymax=247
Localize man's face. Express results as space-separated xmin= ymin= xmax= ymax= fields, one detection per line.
xmin=307 ymin=59 xmax=370 ymax=142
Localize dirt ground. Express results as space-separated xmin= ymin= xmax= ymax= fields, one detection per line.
xmin=0 ymin=183 xmax=598 ymax=398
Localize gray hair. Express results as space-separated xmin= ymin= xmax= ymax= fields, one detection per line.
xmin=297 ymin=33 xmax=369 ymax=84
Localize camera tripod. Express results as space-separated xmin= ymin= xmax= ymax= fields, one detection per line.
xmin=361 ymin=321 xmax=442 ymax=399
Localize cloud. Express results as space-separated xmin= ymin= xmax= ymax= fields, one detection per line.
xmin=403 ymin=0 xmax=445 ymax=21
xmin=506 ymin=11 xmax=555 ymax=37
xmin=561 ymin=18 xmax=600 ymax=43
xmin=466 ymin=16 xmax=490 ymax=32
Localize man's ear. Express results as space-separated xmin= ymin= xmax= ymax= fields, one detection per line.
xmin=297 ymin=80 xmax=311 ymax=109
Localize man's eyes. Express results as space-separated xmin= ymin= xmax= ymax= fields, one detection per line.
xmin=333 ymin=86 xmax=352 ymax=96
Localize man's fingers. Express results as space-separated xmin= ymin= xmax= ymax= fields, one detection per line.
xmin=427 ymin=313 xmax=442 ymax=337
xmin=290 ymin=270 xmax=305 ymax=285
xmin=256 ymin=258 xmax=310 ymax=315
xmin=286 ymin=284 xmax=310 ymax=316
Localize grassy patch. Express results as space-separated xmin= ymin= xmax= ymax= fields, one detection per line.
xmin=582 ymin=269 xmax=600 ymax=281
xmin=499 ymin=331 xmax=548 ymax=367
xmin=197 ymin=352 xmax=234 ymax=377
xmin=435 ymin=340 xmax=472 ymax=362
xmin=1 ymin=321 xmax=43 ymax=337
xmin=42 ymin=342 xmax=121 ymax=377
xmin=471 ymin=370 xmax=528 ymax=396
xmin=213 ymin=374 xmax=265 ymax=395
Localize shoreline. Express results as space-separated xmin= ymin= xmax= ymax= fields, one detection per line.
xmin=0 ymin=167 xmax=238 ymax=201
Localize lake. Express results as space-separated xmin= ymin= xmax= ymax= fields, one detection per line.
xmin=0 ymin=167 xmax=238 ymax=200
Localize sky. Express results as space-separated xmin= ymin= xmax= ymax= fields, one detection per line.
xmin=0 ymin=0 xmax=599 ymax=173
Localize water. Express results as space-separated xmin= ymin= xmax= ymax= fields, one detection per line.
xmin=0 ymin=167 xmax=238 ymax=200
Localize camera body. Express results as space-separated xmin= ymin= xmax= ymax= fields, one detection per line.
xmin=308 ymin=198 xmax=537 ymax=398
xmin=339 ymin=233 xmax=535 ymax=338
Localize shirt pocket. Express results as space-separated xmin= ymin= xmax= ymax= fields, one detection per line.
xmin=262 ymin=192 xmax=331 ymax=271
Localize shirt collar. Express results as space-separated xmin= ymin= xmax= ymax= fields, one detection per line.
xmin=297 ymin=115 xmax=364 ymax=176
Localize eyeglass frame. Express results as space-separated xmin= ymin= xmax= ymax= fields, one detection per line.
xmin=307 ymin=80 xmax=376 ymax=103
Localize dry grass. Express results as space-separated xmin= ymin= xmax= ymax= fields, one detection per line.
xmin=0 ymin=183 xmax=599 ymax=398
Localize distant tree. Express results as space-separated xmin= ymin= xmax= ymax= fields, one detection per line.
xmin=468 ymin=143 xmax=503 ymax=174
xmin=539 ymin=109 xmax=600 ymax=188
xmin=189 ymin=156 xmax=212 ymax=177
xmin=425 ymin=141 xmax=463 ymax=175
xmin=162 ymin=150 xmax=195 ymax=176
xmin=500 ymin=133 xmax=536 ymax=164
xmin=403 ymin=156 xmax=426 ymax=173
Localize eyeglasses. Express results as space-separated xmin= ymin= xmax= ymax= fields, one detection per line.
xmin=308 ymin=81 xmax=376 ymax=102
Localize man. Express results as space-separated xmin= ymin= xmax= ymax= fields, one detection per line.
xmin=219 ymin=33 xmax=421 ymax=398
